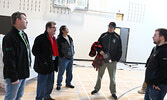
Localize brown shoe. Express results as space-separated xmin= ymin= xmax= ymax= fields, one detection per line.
xmin=44 ymin=97 xmax=55 ymax=100
xmin=138 ymin=89 xmax=145 ymax=94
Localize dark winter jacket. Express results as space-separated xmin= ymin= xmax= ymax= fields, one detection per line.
xmin=145 ymin=44 xmax=167 ymax=85
xmin=98 ymin=32 xmax=122 ymax=61
xmin=32 ymin=31 xmax=58 ymax=74
xmin=57 ymin=35 xmax=74 ymax=59
xmin=2 ymin=26 xmax=30 ymax=82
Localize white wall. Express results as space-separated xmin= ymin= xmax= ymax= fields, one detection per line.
xmin=1 ymin=0 xmax=167 ymax=88
xmin=125 ymin=0 xmax=167 ymax=63
xmin=0 ymin=0 xmax=167 ymax=64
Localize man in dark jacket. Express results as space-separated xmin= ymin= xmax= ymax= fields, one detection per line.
xmin=2 ymin=12 xmax=31 ymax=100
xmin=144 ymin=28 xmax=167 ymax=100
xmin=56 ymin=25 xmax=75 ymax=90
xmin=32 ymin=21 xmax=59 ymax=100
xmin=91 ymin=22 xmax=122 ymax=100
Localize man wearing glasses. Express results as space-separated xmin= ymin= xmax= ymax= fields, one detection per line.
xmin=32 ymin=21 xmax=59 ymax=100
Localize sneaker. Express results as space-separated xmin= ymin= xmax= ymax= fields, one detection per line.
xmin=112 ymin=94 xmax=117 ymax=100
xmin=138 ymin=89 xmax=145 ymax=94
xmin=44 ymin=97 xmax=55 ymax=100
xmin=91 ymin=90 xmax=98 ymax=95
xmin=66 ymin=85 xmax=75 ymax=88
xmin=56 ymin=86 xmax=61 ymax=90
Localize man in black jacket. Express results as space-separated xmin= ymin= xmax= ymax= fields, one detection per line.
xmin=91 ymin=22 xmax=122 ymax=100
xmin=2 ymin=12 xmax=31 ymax=100
xmin=56 ymin=25 xmax=75 ymax=90
xmin=144 ymin=28 xmax=167 ymax=100
xmin=32 ymin=21 xmax=59 ymax=100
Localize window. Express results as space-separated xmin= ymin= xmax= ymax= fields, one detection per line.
xmin=75 ymin=0 xmax=88 ymax=10
xmin=53 ymin=0 xmax=88 ymax=10
xmin=53 ymin=0 xmax=68 ymax=7
xmin=116 ymin=13 xmax=124 ymax=21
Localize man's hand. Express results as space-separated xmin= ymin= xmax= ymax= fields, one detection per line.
xmin=12 ymin=80 xmax=19 ymax=84
xmin=100 ymin=51 xmax=105 ymax=55
xmin=153 ymin=85 xmax=161 ymax=90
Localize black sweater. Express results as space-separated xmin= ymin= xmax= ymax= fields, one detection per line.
xmin=57 ymin=35 xmax=74 ymax=59
xmin=145 ymin=44 xmax=167 ymax=85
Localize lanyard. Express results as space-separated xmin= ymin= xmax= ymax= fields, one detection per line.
xmin=19 ymin=31 xmax=29 ymax=48
xmin=18 ymin=31 xmax=31 ymax=66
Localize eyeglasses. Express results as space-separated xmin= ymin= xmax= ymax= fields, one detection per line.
xmin=50 ymin=27 xmax=56 ymax=29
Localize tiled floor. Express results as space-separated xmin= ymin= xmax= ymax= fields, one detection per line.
xmin=0 ymin=67 xmax=143 ymax=100
xmin=0 ymin=64 xmax=166 ymax=100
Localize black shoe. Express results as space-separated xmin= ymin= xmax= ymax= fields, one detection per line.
xmin=91 ymin=90 xmax=98 ymax=95
xmin=66 ymin=85 xmax=75 ymax=88
xmin=44 ymin=97 xmax=55 ymax=100
xmin=56 ymin=86 xmax=61 ymax=90
xmin=112 ymin=94 xmax=118 ymax=100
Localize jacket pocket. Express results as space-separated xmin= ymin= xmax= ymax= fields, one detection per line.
xmin=38 ymin=57 xmax=49 ymax=66
xmin=34 ymin=57 xmax=52 ymax=74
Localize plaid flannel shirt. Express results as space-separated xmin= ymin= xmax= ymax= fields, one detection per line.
xmin=89 ymin=41 xmax=103 ymax=70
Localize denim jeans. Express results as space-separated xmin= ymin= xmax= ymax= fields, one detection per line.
xmin=36 ymin=72 xmax=54 ymax=100
xmin=145 ymin=84 xmax=167 ymax=100
xmin=57 ymin=57 xmax=73 ymax=87
xmin=4 ymin=78 xmax=26 ymax=100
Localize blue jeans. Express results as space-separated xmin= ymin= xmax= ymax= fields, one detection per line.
xmin=4 ymin=78 xmax=26 ymax=100
xmin=57 ymin=57 xmax=73 ymax=87
xmin=145 ymin=84 xmax=167 ymax=100
xmin=36 ymin=72 xmax=54 ymax=100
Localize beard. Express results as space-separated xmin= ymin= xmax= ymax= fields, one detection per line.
xmin=153 ymin=40 xmax=160 ymax=45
